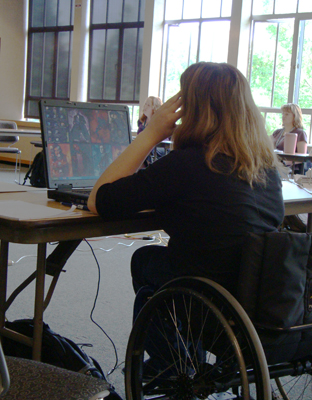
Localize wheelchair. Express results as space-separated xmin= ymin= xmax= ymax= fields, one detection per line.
xmin=124 ymin=232 xmax=312 ymax=399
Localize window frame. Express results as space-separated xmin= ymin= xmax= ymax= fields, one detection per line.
xmin=248 ymin=3 xmax=312 ymax=140
xmin=87 ymin=0 xmax=144 ymax=105
xmin=25 ymin=0 xmax=74 ymax=119
xmin=159 ymin=0 xmax=232 ymax=102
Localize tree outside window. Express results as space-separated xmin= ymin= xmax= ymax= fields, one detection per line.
xmin=249 ymin=0 xmax=312 ymax=138
xmin=160 ymin=0 xmax=232 ymax=101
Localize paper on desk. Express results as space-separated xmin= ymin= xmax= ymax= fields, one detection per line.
xmin=0 ymin=201 xmax=82 ymax=220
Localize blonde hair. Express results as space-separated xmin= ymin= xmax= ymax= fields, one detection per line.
xmin=281 ymin=103 xmax=303 ymax=129
xmin=149 ymin=96 xmax=162 ymax=111
xmin=172 ymin=62 xmax=277 ymax=185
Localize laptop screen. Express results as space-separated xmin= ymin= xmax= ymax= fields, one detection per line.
xmin=39 ymin=100 xmax=132 ymax=189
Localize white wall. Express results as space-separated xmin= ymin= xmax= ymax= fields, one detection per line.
xmin=0 ymin=0 xmax=26 ymax=121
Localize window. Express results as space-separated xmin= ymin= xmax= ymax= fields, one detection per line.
xmin=88 ymin=0 xmax=145 ymax=104
xmin=248 ymin=0 xmax=312 ymax=139
xmin=25 ymin=0 xmax=74 ymax=118
xmin=160 ymin=0 xmax=232 ymax=101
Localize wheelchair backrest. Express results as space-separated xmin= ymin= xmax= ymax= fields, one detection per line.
xmin=237 ymin=231 xmax=312 ymax=330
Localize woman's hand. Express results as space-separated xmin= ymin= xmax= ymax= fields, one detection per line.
xmin=143 ymin=93 xmax=183 ymax=145
xmin=87 ymin=93 xmax=183 ymax=214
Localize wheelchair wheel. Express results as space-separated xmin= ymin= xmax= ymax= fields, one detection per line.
xmin=271 ymin=372 xmax=312 ymax=399
xmin=125 ymin=277 xmax=271 ymax=400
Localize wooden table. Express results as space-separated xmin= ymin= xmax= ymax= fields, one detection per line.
xmin=1 ymin=181 xmax=312 ymax=361
xmin=0 ymin=191 xmax=160 ymax=361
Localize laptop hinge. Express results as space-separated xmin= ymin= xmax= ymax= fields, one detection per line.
xmin=57 ymin=184 xmax=73 ymax=191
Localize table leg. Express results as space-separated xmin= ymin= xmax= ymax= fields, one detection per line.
xmin=291 ymin=162 xmax=295 ymax=178
xmin=0 ymin=241 xmax=9 ymax=336
xmin=32 ymin=243 xmax=47 ymax=361
xmin=307 ymin=213 xmax=312 ymax=233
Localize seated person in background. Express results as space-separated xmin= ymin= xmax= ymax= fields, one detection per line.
xmin=137 ymin=96 xmax=164 ymax=166
xmin=88 ymin=61 xmax=284 ymax=298
xmin=137 ymin=96 xmax=162 ymax=134
xmin=271 ymin=103 xmax=307 ymax=154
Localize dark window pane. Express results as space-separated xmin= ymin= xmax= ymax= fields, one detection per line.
xmin=28 ymin=100 xmax=41 ymax=117
xmin=135 ymin=28 xmax=143 ymax=100
xmin=103 ymin=29 xmax=119 ymax=99
xmin=58 ymin=0 xmax=73 ymax=26
xmin=56 ymin=32 xmax=71 ymax=97
xmin=107 ymin=0 xmax=123 ymax=23
xmin=89 ymin=30 xmax=106 ymax=99
xmin=121 ymin=28 xmax=137 ymax=100
xmin=31 ymin=0 xmax=45 ymax=27
xmin=45 ymin=0 xmax=58 ymax=26
xmin=92 ymin=0 xmax=108 ymax=24
xmin=42 ymin=32 xmax=55 ymax=97
xmin=139 ymin=0 xmax=145 ymax=22
xmin=123 ymin=0 xmax=139 ymax=22
xmin=30 ymin=33 xmax=44 ymax=96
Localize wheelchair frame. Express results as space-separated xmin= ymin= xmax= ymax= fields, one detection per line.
xmin=124 ymin=277 xmax=312 ymax=400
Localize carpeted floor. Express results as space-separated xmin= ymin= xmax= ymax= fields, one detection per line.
xmin=0 ymin=164 xmax=168 ymax=399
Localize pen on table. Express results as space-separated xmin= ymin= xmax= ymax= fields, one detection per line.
xmin=61 ymin=202 xmax=89 ymax=211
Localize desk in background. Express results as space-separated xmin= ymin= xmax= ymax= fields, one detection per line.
xmin=276 ymin=151 xmax=312 ymax=177
xmin=282 ymin=180 xmax=312 ymax=231
xmin=0 ymin=128 xmax=41 ymax=137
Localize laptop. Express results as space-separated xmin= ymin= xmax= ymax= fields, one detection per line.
xmin=39 ymin=99 xmax=132 ymax=206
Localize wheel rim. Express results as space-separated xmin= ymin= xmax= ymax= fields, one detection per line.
xmin=125 ymin=287 xmax=252 ymax=400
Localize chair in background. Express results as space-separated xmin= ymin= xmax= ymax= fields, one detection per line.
xmin=29 ymin=140 xmax=43 ymax=166
xmin=0 ymin=342 xmax=113 ymax=400
xmin=0 ymin=121 xmax=21 ymax=184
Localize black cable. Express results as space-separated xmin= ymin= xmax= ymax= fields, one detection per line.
xmin=84 ymin=238 xmax=119 ymax=375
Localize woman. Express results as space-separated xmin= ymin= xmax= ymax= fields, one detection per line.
xmin=88 ymin=62 xmax=284 ymax=296
xmin=272 ymin=103 xmax=307 ymax=154
xmin=137 ymin=96 xmax=162 ymax=135
xmin=137 ymin=96 xmax=164 ymax=165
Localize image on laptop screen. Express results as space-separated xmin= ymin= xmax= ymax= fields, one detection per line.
xmin=39 ymin=100 xmax=132 ymax=190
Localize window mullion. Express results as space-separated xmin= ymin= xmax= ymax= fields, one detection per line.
xmin=102 ymin=31 xmax=108 ymax=100
xmin=159 ymin=23 xmax=169 ymax=100
xmin=247 ymin=21 xmax=256 ymax=84
xmin=288 ymin=16 xmax=300 ymax=103
xmin=271 ymin=23 xmax=279 ymax=107
xmin=53 ymin=32 xmax=58 ymax=98
xmin=116 ymin=29 xmax=123 ymax=101
xmin=41 ymin=32 xmax=47 ymax=97
xmin=294 ymin=20 xmax=305 ymax=104
xmin=133 ymin=28 xmax=140 ymax=101
xmin=56 ymin=0 xmax=60 ymax=25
